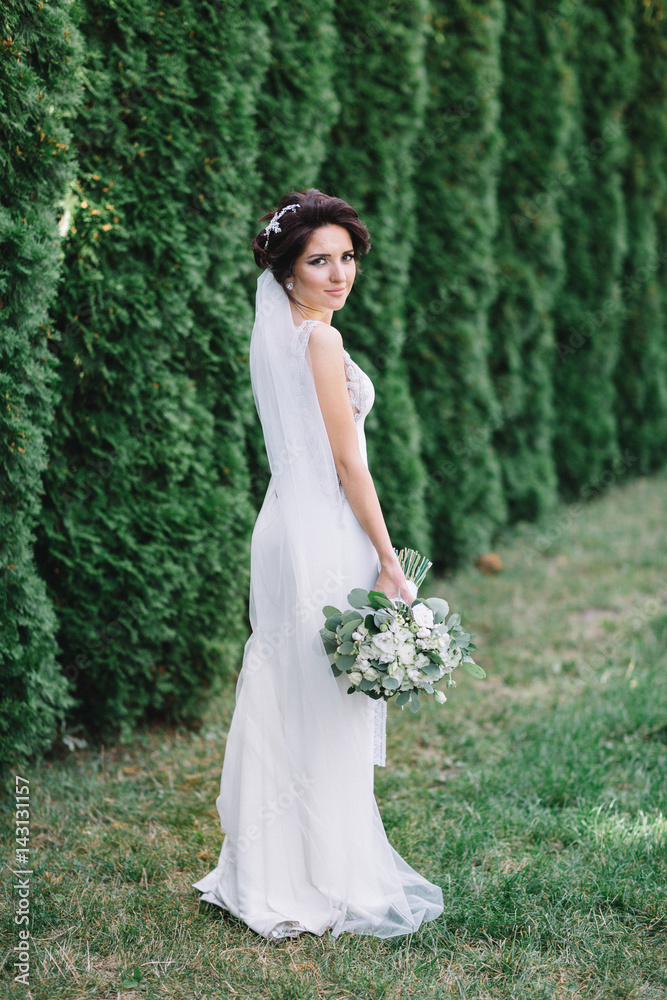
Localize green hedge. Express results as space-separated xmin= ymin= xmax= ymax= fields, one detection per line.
xmin=320 ymin=0 xmax=431 ymax=554
xmin=35 ymin=0 xmax=266 ymax=737
xmin=551 ymin=0 xmax=638 ymax=497
xmin=614 ymin=2 xmax=667 ymax=473
xmin=488 ymin=1 xmax=574 ymax=523
xmin=3 ymin=0 xmax=667 ymax=762
xmin=0 ymin=0 xmax=82 ymax=766
xmin=406 ymin=0 xmax=507 ymax=568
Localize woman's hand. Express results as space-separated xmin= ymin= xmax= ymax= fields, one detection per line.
xmin=373 ymin=557 xmax=416 ymax=604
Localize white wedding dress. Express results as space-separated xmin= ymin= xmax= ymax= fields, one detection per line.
xmin=193 ymin=271 xmax=443 ymax=940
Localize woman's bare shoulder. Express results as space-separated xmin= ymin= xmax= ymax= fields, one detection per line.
xmin=308 ymin=321 xmax=343 ymax=354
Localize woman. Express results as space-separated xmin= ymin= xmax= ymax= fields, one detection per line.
xmin=194 ymin=189 xmax=443 ymax=940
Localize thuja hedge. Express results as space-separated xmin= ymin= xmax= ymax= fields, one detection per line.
xmin=4 ymin=0 xmax=667 ymax=760
xmin=551 ymin=0 xmax=638 ymax=497
xmin=614 ymin=1 xmax=667 ymax=473
xmin=254 ymin=0 xmax=338 ymax=209
xmin=320 ymin=0 xmax=431 ymax=553
xmin=34 ymin=0 xmax=267 ymax=737
xmin=0 ymin=0 xmax=82 ymax=766
xmin=488 ymin=1 xmax=573 ymax=523
xmin=405 ymin=0 xmax=507 ymax=568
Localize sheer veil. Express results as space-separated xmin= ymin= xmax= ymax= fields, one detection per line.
xmin=248 ymin=268 xmax=347 ymax=617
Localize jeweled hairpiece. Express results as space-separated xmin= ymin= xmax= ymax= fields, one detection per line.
xmin=263 ymin=203 xmax=300 ymax=249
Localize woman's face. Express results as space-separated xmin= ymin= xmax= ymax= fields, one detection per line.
xmin=288 ymin=224 xmax=357 ymax=321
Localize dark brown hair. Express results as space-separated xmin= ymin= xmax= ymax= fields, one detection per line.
xmin=251 ymin=188 xmax=371 ymax=289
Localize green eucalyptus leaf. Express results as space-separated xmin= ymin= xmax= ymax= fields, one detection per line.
xmin=323 ymin=605 xmax=341 ymax=618
xmin=424 ymin=597 xmax=449 ymax=624
xmin=463 ymin=661 xmax=486 ymax=679
xmin=368 ymin=590 xmax=394 ymax=609
xmin=395 ymin=691 xmax=410 ymax=708
xmin=421 ymin=662 xmax=441 ymax=677
xmin=319 ymin=628 xmax=338 ymax=654
xmin=339 ymin=618 xmax=363 ymax=639
xmin=382 ymin=675 xmax=400 ymax=690
xmin=335 ymin=654 xmax=357 ymax=670
xmin=347 ymin=588 xmax=370 ymax=609
xmin=338 ymin=640 xmax=355 ymax=655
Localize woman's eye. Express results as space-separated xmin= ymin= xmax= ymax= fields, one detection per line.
xmin=308 ymin=254 xmax=355 ymax=265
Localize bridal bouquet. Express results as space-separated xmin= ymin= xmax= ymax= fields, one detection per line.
xmin=320 ymin=549 xmax=485 ymax=712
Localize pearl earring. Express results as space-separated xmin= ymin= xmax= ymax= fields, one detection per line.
xmin=285 ymin=281 xmax=294 ymax=291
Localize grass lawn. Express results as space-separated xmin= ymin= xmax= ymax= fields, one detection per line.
xmin=2 ymin=472 xmax=666 ymax=999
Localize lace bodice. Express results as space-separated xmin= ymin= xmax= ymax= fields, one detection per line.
xmin=343 ymin=348 xmax=374 ymax=423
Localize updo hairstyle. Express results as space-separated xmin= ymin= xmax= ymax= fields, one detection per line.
xmin=251 ymin=188 xmax=371 ymax=290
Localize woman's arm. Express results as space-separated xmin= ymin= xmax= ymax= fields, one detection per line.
xmin=308 ymin=323 xmax=412 ymax=601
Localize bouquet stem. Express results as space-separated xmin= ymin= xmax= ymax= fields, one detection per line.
xmin=394 ymin=547 xmax=433 ymax=589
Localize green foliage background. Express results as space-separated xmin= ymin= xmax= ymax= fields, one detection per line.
xmin=0 ymin=0 xmax=81 ymax=764
xmin=3 ymin=0 xmax=667 ymax=762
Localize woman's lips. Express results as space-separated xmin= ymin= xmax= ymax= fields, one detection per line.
xmin=325 ymin=288 xmax=347 ymax=296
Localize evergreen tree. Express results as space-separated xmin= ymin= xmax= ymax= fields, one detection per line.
xmin=36 ymin=0 xmax=269 ymax=736
xmin=614 ymin=0 xmax=667 ymax=472
xmin=0 ymin=0 xmax=82 ymax=764
xmin=489 ymin=0 xmax=575 ymax=522
xmin=406 ymin=0 xmax=506 ymax=567
xmin=254 ymin=0 xmax=339 ymax=204
xmin=320 ymin=0 xmax=431 ymax=553
xmin=551 ymin=0 xmax=638 ymax=496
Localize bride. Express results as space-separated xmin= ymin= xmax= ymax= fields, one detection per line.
xmin=193 ymin=188 xmax=444 ymax=940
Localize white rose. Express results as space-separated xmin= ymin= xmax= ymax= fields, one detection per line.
xmin=434 ymin=690 xmax=447 ymax=705
xmin=398 ymin=643 xmax=415 ymax=665
xmin=415 ymin=652 xmax=430 ymax=669
xmin=363 ymin=667 xmax=379 ymax=681
xmin=411 ymin=603 xmax=435 ymax=630
xmin=372 ymin=631 xmax=398 ymax=663
xmin=348 ymin=670 xmax=363 ymax=686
